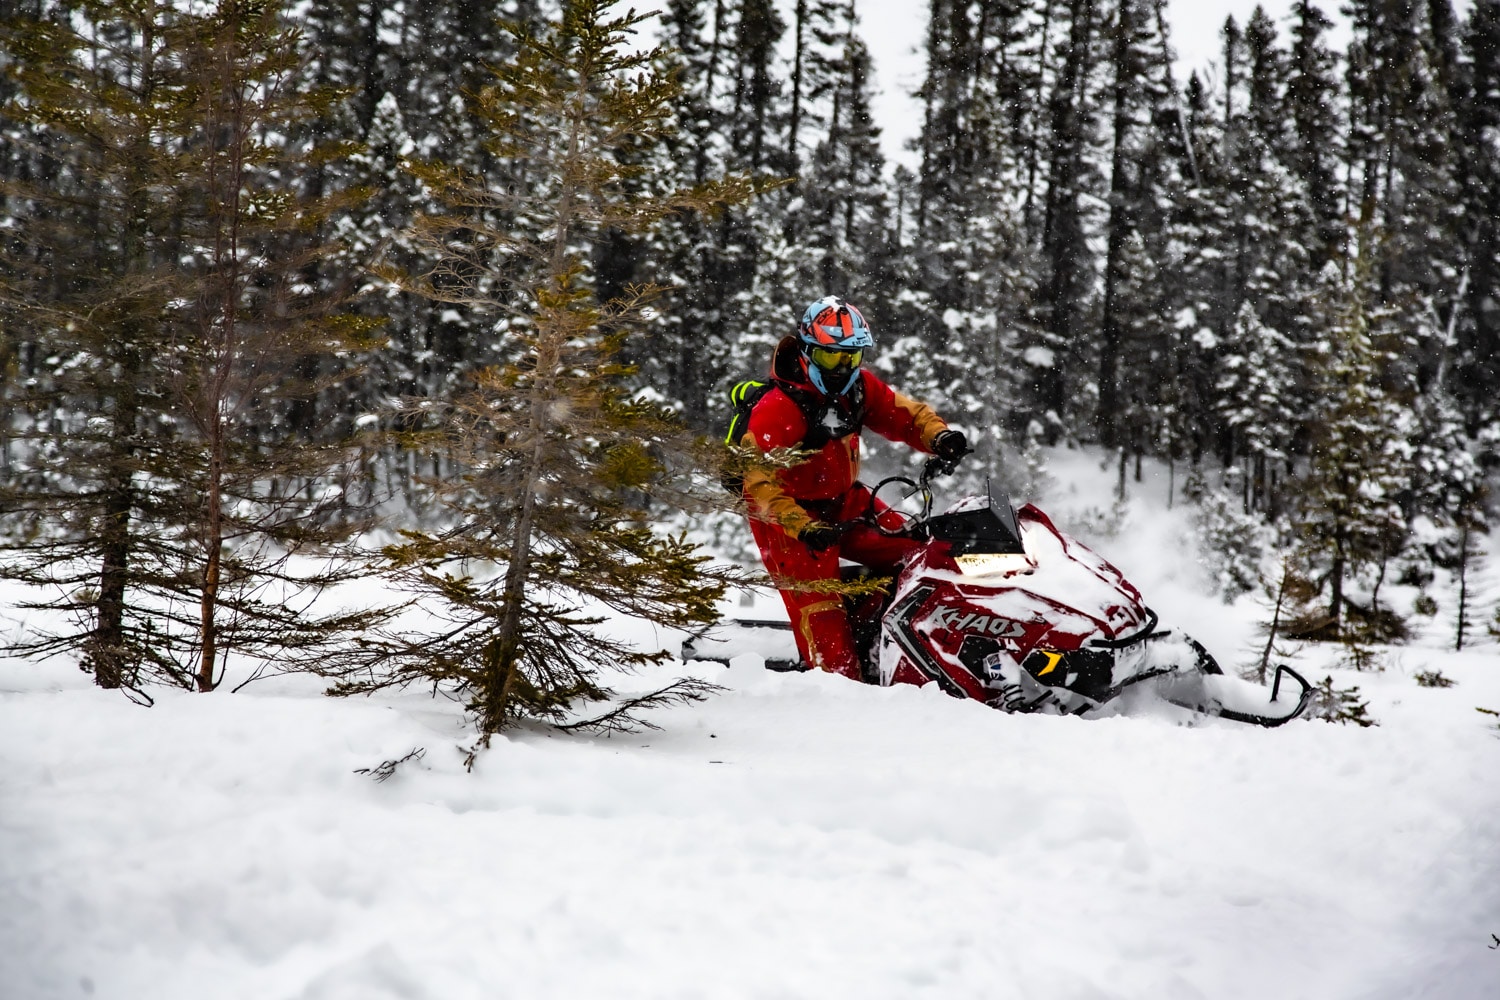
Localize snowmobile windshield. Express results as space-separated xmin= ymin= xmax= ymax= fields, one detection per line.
xmin=926 ymin=484 xmax=1025 ymax=556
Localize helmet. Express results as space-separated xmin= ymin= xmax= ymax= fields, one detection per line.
xmin=797 ymin=296 xmax=872 ymax=395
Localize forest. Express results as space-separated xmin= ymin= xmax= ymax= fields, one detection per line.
xmin=1 ymin=0 xmax=1497 ymax=732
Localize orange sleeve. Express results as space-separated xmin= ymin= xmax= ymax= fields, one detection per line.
xmin=862 ymin=372 xmax=949 ymax=452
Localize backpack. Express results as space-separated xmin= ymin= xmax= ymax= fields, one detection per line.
xmin=720 ymin=377 xmax=866 ymax=494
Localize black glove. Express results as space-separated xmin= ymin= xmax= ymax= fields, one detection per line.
xmin=929 ymin=429 xmax=969 ymax=476
xmin=800 ymin=523 xmax=841 ymax=553
xmin=932 ymin=429 xmax=969 ymax=462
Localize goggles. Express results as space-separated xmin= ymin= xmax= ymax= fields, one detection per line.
xmin=809 ymin=346 xmax=863 ymax=371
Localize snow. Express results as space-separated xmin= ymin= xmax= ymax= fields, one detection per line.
xmin=4 ymin=450 xmax=1500 ymax=999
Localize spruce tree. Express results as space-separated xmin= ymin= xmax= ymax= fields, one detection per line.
xmin=1036 ymin=0 xmax=1104 ymax=431
xmin=894 ymin=3 xmax=1043 ymax=473
xmin=641 ymin=0 xmax=791 ymax=429
xmin=0 ymin=0 xmax=385 ymax=692
xmin=1286 ymin=0 xmax=1344 ymax=268
xmin=1096 ymin=0 xmax=1176 ymax=457
xmin=797 ymin=7 xmax=889 ymax=301
xmin=336 ymin=1 xmax=752 ymax=746
xmin=1295 ymin=241 xmax=1411 ymax=637
xmin=1454 ymin=0 xmax=1500 ymax=427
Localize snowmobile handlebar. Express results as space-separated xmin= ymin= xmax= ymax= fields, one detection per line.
xmin=812 ymin=454 xmax=965 ymax=543
xmin=845 ymin=457 xmax=951 ymax=539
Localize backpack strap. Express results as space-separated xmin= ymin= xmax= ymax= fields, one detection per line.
xmin=722 ymin=374 xmax=868 ymax=496
xmin=778 ymin=375 xmax=866 ymax=451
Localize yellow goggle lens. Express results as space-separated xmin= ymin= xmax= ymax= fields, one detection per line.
xmin=810 ymin=346 xmax=863 ymax=370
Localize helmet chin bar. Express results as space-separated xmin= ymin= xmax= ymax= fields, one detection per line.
xmin=807 ymin=357 xmax=859 ymax=395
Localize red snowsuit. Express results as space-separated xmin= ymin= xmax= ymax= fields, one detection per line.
xmin=740 ymin=336 xmax=951 ymax=679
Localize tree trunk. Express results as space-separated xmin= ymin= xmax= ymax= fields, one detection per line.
xmin=1456 ymin=517 xmax=1470 ymax=651
xmin=788 ymin=0 xmax=806 ymax=174
xmin=92 ymin=477 xmax=134 ymax=690
xmin=1097 ymin=0 xmax=1137 ymax=447
xmin=482 ymin=65 xmax=590 ymax=734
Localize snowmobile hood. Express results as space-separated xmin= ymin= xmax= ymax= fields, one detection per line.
xmin=903 ymin=503 xmax=1150 ymax=644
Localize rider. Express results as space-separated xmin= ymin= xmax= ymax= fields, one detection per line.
xmin=738 ymin=296 xmax=968 ymax=680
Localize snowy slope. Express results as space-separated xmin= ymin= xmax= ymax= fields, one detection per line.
xmin=3 ymin=450 xmax=1500 ymax=1000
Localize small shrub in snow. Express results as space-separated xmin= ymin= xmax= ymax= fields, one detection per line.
xmin=1307 ymin=676 xmax=1378 ymax=727
xmin=1339 ymin=640 xmax=1385 ymax=673
xmin=1412 ymin=593 xmax=1438 ymax=618
xmin=1183 ymin=468 xmax=1266 ymax=602
xmin=1242 ymin=557 xmax=1312 ymax=683
xmin=1413 ymin=669 xmax=1455 ymax=689
xmin=1341 ymin=600 xmax=1410 ymax=644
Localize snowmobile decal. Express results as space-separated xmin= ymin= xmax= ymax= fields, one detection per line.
xmin=888 ymin=584 xmax=971 ymax=700
xmin=925 ymin=606 xmax=1028 ymax=639
xmin=1031 ymin=650 xmax=1064 ymax=677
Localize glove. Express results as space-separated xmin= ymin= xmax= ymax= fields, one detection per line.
xmin=800 ymin=523 xmax=841 ymax=553
xmin=929 ymin=429 xmax=969 ymax=476
xmin=932 ymin=429 xmax=969 ymax=462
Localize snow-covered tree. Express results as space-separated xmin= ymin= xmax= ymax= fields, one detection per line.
xmin=1294 ymin=248 xmax=1412 ymax=636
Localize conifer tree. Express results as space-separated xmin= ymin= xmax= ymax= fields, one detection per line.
xmin=1295 ymin=242 xmax=1411 ymax=636
xmin=641 ymin=0 xmax=792 ymax=429
xmin=337 ymin=1 xmax=752 ymax=746
xmin=1285 ymin=0 xmax=1344 ymax=268
xmin=798 ymin=7 xmax=889 ymax=301
xmin=1214 ymin=302 xmax=1298 ymax=512
xmin=0 ymin=0 xmax=169 ymax=689
xmin=0 ymin=0 xmax=385 ymax=692
xmin=1096 ymin=0 xmax=1176 ymax=454
xmin=1211 ymin=8 xmax=1319 ymax=510
xmin=1035 ymin=0 xmax=1104 ymax=430
xmin=785 ymin=0 xmax=843 ymax=181
xmin=906 ymin=0 xmax=1044 ymax=464
xmin=1158 ymin=71 xmax=1230 ymax=468
xmin=1454 ymin=0 xmax=1500 ymax=426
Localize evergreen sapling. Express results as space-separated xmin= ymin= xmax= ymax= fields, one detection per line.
xmin=330 ymin=1 xmax=754 ymax=752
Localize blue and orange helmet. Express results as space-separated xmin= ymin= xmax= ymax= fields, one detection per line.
xmin=797 ymin=296 xmax=872 ymax=395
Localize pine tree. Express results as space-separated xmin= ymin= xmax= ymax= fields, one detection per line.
xmin=1096 ymin=0 xmax=1177 ymax=458
xmin=1285 ymin=0 xmax=1344 ymax=268
xmin=905 ymin=0 xmax=1046 ymax=467
xmin=1295 ymin=241 xmax=1411 ymax=637
xmin=1454 ymin=0 xmax=1500 ymax=427
xmin=638 ymin=0 xmax=792 ymax=429
xmin=1158 ymin=71 xmax=1229 ymax=470
xmin=0 ymin=1 xmax=197 ymax=689
xmin=0 ymin=0 xmax=385 ymax=692
xmin=790 ymin=0 xmax=889 ymax=300
xmin=1035 ymin=0 xmax=1104 ymax=432
xmin=1344 ymin=0 xmax=1463 ymax=367
xmin=1209 ymin=8 xmax=1318 ymax=512
xmin=1214 ymin=301 xmax=1299 ymax=510
xmin=336 ymin=1 xmax=753 ymax=746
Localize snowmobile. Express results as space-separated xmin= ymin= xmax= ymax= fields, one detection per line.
xmin=686 ymin=460 xmax=1312 ymax=727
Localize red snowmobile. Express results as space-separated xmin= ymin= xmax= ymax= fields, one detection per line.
xmin=687 ymin=460 xmax=1311 ymax=727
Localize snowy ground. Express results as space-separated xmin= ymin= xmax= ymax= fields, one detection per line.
xmin=4 ymin=449 xmax=1500 ymax=999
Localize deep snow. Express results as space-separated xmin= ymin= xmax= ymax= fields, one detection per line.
xmin=3 ymin=450 xmax=1499 ymax=1000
